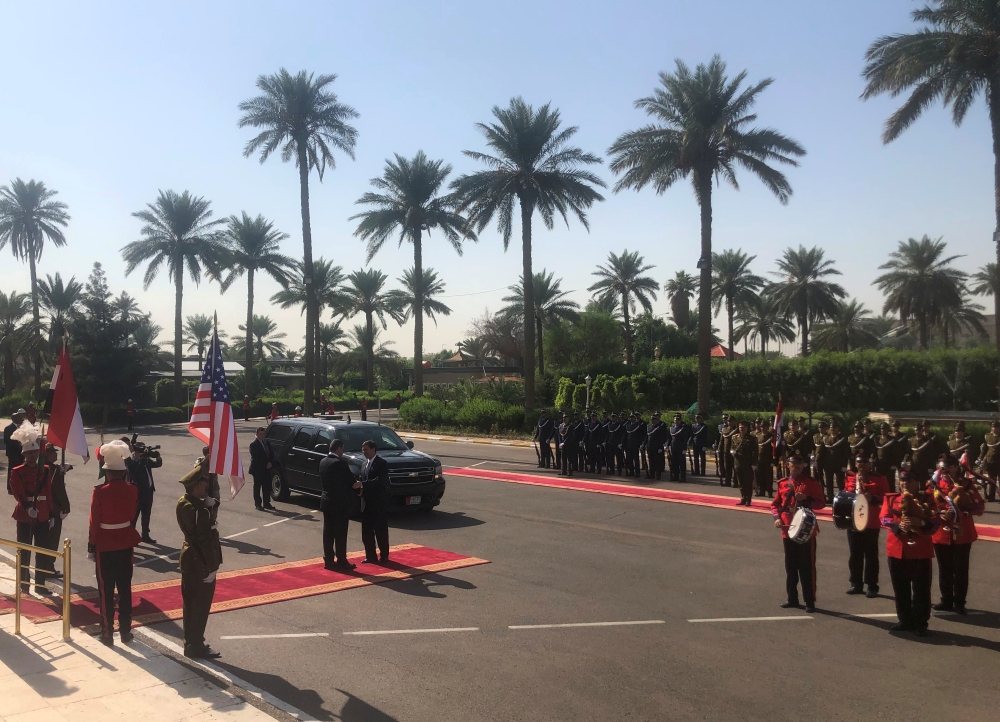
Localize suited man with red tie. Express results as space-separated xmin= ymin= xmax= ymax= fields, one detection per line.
xmin=88 ymin=440 xmax=142 ymax=646
xmin=360 ymin=440 xmax=391 ymax=563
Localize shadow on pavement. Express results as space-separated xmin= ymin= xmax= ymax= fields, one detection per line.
xmin=934 ymin=609 xmax=1000 ymax=630
xmin=390 ymin=510 xmax=484 ymax=530
xmin=379 ymin=571 xmax=477 ymax=599
xmin=220 ymin=537 xmax=285 ymax=560
xmin=832 ymin=608 xmax=1000 ymax=653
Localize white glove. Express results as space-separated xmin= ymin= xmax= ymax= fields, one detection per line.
xmin=48 ymin=518 xmax=55 ymax=529
xmin=27 ymin=508 xmax=38 ymax=519
xmin=60 ymin=512 xmax=68 ymax=520
xmin=203 ymin=570 xmax=217 ymax=583
xmin=204 ymin=497 xmax=217 ymax=508
xmin=87 ymin=552 xmax=95 ymax=562
xmin=211 ymin=523 xmax=218 ymax=530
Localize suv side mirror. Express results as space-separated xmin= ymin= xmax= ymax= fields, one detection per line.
xmin=406 ymin=441 xmax=414 ymax=449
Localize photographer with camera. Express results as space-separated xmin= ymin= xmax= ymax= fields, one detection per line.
xmin=125 ymin=435 xmax=162 ymax=544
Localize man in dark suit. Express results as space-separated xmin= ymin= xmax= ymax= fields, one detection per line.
xmin=360 ymin=440 xmax=391 ymax=563
xmin=248 ymin=427 xmax=276 ymax=511
xmin=318 ymin=439 xmax=362 ymax=570
xmin=125 ymin=440 xmax=162 ymax=544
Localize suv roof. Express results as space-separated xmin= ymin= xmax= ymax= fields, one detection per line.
xmin=270 ymin=418 xmax=388 ymax=429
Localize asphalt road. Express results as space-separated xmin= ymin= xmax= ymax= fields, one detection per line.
xmin=4 ymin=421 xmax=1000 ymax=721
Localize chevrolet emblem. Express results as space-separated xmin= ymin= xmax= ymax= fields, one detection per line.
xmin=408 ymin=472 xmax=420 ymax=478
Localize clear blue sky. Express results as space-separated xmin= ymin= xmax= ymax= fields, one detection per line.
xmin=1 ymin=1 xmax=993 ymax=360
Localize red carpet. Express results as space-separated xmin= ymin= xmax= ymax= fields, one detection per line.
xmin=0 ymin=543 xmax=488 ymax=631
xmin=448 ymin=467 xmax=1000 ymax=543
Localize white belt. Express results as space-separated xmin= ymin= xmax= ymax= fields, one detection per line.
xmin=100 ymin=521 xmax=131 ymax=530
xmin=24 ymin=496 xmax=46 ymax=501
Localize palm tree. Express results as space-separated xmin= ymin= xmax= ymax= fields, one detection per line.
xmin=970 ymin=263 xmax=999 ymax=346
xmin=767 ymin=246 xmax=846 ymax=356
xmin=218 ymin=212 xmax=294 ymax=395
xmin=232 ymin=315 xmax=287 ymax=361
xmin=239 ymin=68 xmax=359 ymax=414
xmin=451 ymin=97 xmax=605 ymax=410
xmin=874 ymin=236 xmax=965 ymax=350
xmin=588 ymin=250 xmax=658 ymax=365
xmin=811 ymin=299 xmax=880 ymax=353
xmin=458 ymin=336 xmax=490 ymax=363
xmin=351 ymin=151 xmax=473 ymax=396
xmin=0 ymin=178 xmax=71 ymax=393
xmin=862 ymin=1 xmax=1000 ymax=350
xmin=0 ymin=291 xmax=31 ymax=394
xmin=609 ymin=56 xmax=805 ymax=415
xmin=386 ymin=266 xmax=453 ymax=326
xmin=939 ymin=293 xmax=987 ymax=348
xmin=665 ymin=270 xmax=697 ymax=329
xmin=122 ymin=190 xmax=225 ymax=402
xmin=37 ymin=272 xmax=82 ymax=345
xmin=336 ymin=269 xmax=404 ymax=393
xmin=134 ymin=317 xmax=170 ymax=371
xmin=340 ymin=325 xmax=401 ymax=383
xmin=733 ymin=295 xmax=796 ymax=356
xmin=499 ymin=269 xmax=579 ymax=375
xmin=711 ymin=250 xmax=764 ymax=360
xmin=318 ymin=321 xmax=349 ymax=379
xmin=182 ymin=314 xmax=218 ymax=368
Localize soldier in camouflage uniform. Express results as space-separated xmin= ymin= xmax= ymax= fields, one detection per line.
xmin=732 ymin=419 xmax=758 ymax=506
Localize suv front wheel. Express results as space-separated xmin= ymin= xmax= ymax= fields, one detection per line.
xmin=270 ymin=468 xmax=291 ymax=502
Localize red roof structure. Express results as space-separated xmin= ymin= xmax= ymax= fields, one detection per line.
xmin=711 ymin=344 xmax=741 ymax=359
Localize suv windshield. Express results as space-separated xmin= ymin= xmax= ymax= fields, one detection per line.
xmin=336 ymin=426 xmax=409 ymax=452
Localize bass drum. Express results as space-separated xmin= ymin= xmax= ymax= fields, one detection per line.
xmin=852 ymin=493 xmax=870 ymax=531
xmin=832 ymin=491 xmax=856 ymax=530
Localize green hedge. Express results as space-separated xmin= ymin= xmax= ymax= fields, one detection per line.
xmin=398 ymin=397 xmax=525 ymax=433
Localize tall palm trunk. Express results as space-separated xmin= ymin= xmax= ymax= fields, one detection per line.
xmin=536 ymin=313 xmax=544 ymax=376
xmin=726 ymin=294 xmax=735 ymax=361
xmin=365 ymin=311 xmax=375 ymax=395
xmin=27 ymin=251 xmax=41 ymax=394
xmin=4 ymin=349 xmax=13 ymax=395
xmin=799 ymin=311 xmax=809 ymax=357
xmin=413 ymin=228 xmax=424 ymax=396
xmin=989 ymin=85 xmax=1000 ymax=409
xmin=519 ymin=195 xmax=535 ymax=410
xmin=918 ymin=313 xmax=929 ymax=349
xmin=622 ymin=291 xmax=632 ymax=365
xmin=245 ymin=268 xmax=255 ymax=397
xmin=695 ymin=172 xmax=713 ymax=418
xmin=297 ymin=142 xmax=316 ymax=415
xmin=174 ymin=256 xmax=184 ymax=406
xmin=315 ymin=314 xmax=323 ymax=391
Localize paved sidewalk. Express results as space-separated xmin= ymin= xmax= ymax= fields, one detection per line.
xmin=396 ymin=430 xmax=534 ymax=447
xmin=0 ymin=614 xmax=282 ymax=722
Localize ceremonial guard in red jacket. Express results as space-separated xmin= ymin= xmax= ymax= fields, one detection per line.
xmin=928 ymin=454 xmax=984 ymax=615
xmin=770 ymin=454 xmax=827 ymax=613
xmin=88 ymin=440 xmax=141 ymax=645
xmin=880 ymin=470 xmax=937 ymax=636
xmin=9 ymin=422 xmax=53 ymax=595
xmin=844 ymin=456 xmax=890 ymax=598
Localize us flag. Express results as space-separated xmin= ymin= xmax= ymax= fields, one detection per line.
xmin=188 ymin=328 xmax=245 ymax=498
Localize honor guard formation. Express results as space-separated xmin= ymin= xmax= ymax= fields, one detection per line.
xmin=534 ymin=408 xmax=994 ymax=635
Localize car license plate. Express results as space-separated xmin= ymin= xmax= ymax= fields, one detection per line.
xmin=406 ymin=496 xmax=422 ymax=505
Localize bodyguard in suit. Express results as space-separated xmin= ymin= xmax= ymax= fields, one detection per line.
xmin=360 ymin=440 xmax=391 ymax=563
xmin=318 ymin=439 xmax=362 ymax=570
xmin=248 ymin=427 xmax=276 ymax=511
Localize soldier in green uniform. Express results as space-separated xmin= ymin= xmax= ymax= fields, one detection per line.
xmin=797 ymin=417 xmax=815 ymax=471
xmin=848 ymin=421 xmax=875 ymax=472
xmin=732 ymin=419 xmax=758 ymax=506
xmin=177 ymin=459 xmax=223 ymax=659
xmin=875 ymin=421 xmax=902 ymax=492
xmin=980 ymin=419 xmax=1000 ymax=502
xmin=905 ymin=420 xmax=936 ymax=483
xmin=812 ymin=420 xmax=830 ymax=482
xmin=755 ymin=420 xmax=775 ymax=498
xmin=947 ymin=421 xmax=975 ymax=465
xmin=824 ymin=420 xmax=850 ymax=503
xmin=720 ymin=418 xmax=737 ymax=487
xmin=781 ymin=419 xmax=801 ymax=479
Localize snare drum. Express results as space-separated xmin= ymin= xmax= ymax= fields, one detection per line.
xmin=787 ymin=507 xmax=818 ymax=544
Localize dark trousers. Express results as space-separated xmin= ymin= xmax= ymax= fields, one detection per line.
xmin=126 ymin=416 xmax=134 ymax=431
xmin=252 ymin=472 xmax=272 ymax=508
xmin=847 ymin=528 xmax=881 ymax=589
xmin=783 ymin=537 xmax=817 ymax=606
xmin=669 ymin=448 xmax=686 ymax=481
xmin=538 ymin=440 xmax=552 ymax=468
xmin=181 ymin=570 xmax=216 ymax=653
xmin=721 ymin=456 xmax=733 ymax=486
xmin=934 ymin=543 xmax=972 ymax=607
xmin=16 ymin=521 xmax=49 ymax=589
xmin=560 ymin=445 xmax=573 ymax=476
xmin=322 ymin=510 xmax=349 ymax=564
xmin=755 ymin=463 xmax=773 ymax=496
xmin=554 ymin=443 xmax=561 ymax=469
xmin=39 ymin=515 xmax=63 ymax=575
xmin=888 ymin=557 xmax=932 ymax=630
xmin=362 ymin=505 xmax=390 ymax=561
xmin=640 ymin=446 xmax=648 ymax=471
xmin=823 ymin=468 xmax=845 ymax=501
xmin=96 ymin=548 xmax=133 ymax=638
xmin=243 ymin=409 xmax=250 ymax=422
xmin=133 ymin=496 xmax=153 ymax=538
xmin=613 ymin=448 xmax=625 ymax=476
xmin=735 ymin=465 xmax=755 ymax=502
xmin=625 ymin=446 xmax=640 ymax=476
xmin=692 ymin=447 xmax=706 ymax=476
xmin=649 ymin=449 xmax=664 ymax=479
xmin=360 ymin=408 xmax=367 ymax=421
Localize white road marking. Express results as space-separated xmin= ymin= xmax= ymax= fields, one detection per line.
xmin=135 ymin=551 xmax=180 ymax=567
xmin=491 ymin=441 xmax=512 ymax=446
xmin=343 ymin=627 xmax=480 ymax=636
xmin=838 ymin=613 xmax=898 ymax=619
xmin=510 ymin=620 xmax=665 ymax=629
xmin=220 ymin=633 xmax=329 ymax=640
xmin=469 ymin=461 xmax=492 ymax=468
xmin=688 ymin=616 xmax=813 ymax=623
xmin=264 ymin=513 xmax=312 ymax=527
xmin=223 ymin=528 xmax=259 ymax=539
xmin=427 ymin=436 xmax=442 ymax=440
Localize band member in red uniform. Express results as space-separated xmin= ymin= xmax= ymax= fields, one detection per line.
xmin=770 ymin=454 xmax=827 ymax=613
xmin=9 ymin=422 xmax=53 ymax=595
xmin=242 ymin=396 xmax=251 ymax=422
xmin=844 ymin=455 xmax=890 ymax=598
xmin=88 ymin=440 xmax=142 ymax=646
xmin=881 ymin=470 xmax=937 ymax=635
xmin=928 ymin=454 xmax=985 ymax=615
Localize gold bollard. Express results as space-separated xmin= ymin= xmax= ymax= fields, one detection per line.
xmin=14 ymin=548 xmax=21 ymax=636
xmin=62 ymin=538 xmax=72 ymax=641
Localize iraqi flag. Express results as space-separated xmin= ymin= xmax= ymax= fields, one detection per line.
xmin=43 ymin=341 xmax=90 ymax=462
xmin=772 ymin=395 xmax=784 ymax=454
xmin=188 ymin=328 xmax=245 ymax=499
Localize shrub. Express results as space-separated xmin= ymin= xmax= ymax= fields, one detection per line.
xmin=398 ymin=398 xmax=455 ymax=427
xmin=453 ymin=398 xmax=524 ymax=433
xmin=0 ymin=394 xmax=34 ymax=417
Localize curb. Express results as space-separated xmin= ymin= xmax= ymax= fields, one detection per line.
xmin=397 ymin=431 xmax=534 ymax=448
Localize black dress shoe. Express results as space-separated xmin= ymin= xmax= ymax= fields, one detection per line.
xmin=99 ymin=635 xmax=115 ymax=647
xmin=889 ymin=622 xmax=910 ymax=632
xmin=804 ymin=605 xmax=816 ymax=614
xmin=866 ymin=586 xmax=879 ymax=599
xmin=780 ymin=601 xmax=801 ymax=609
xmin=932 ymin=602 xmax=954 ymax=612
xmin=185 ymin=645 xmax=221 ymax=659
xmin=336 ymin=561 xmax=357 ymax=570
xmin=263 ymin=505 xmax=276 ymax=510
xmin=846 ymin=586 xmax=864 ymax=595
xmin=142 ymin=536 xmax=157 ymax=544
xmin=913 ymin=627 xmax=931 ymax=637
xmin=378 ymin=557 xmax=390 ymax=565
xmin=120 ymin=632 xmax=134 ymax=644
xmin=364 ymin=558 xmax=379 ymax=564
xmin=255 ymin=505 xmax=264 ymax=511
xmin=34 ymin=586 xmax=52 ymax=596
xmin=955 ymin=603 xmax=967 ymax=615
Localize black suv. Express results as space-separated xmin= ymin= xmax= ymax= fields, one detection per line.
xmin=263 ymin=418 xmax=445 ymax=512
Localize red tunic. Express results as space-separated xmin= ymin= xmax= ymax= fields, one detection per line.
xmin=9 ymin=464 xmax=52 ymax=523
xmin=844 ymin=472 xmax=891 ymax=530
xmin=927 ymin=475 xmax=984 ymax=545
xmin=770 ymin=475 xmax=827 ymax=539
xmin=881 ymin=493 xmax=936 ymax=559
xmin=88 ymin=479 xmax=142 ymax=552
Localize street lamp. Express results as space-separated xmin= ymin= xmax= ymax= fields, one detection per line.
xmin=584 ymin=374 xmax=592 ymax=414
